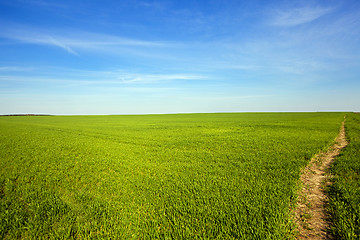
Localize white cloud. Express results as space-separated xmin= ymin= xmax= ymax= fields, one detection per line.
xmin=270 ymin=6 xmax=334 ymax=27
xmin=118 ymin=73 xmax=207 ymax=84
xmin=15 ymin=0 xmax=66 ymax=8
xmin=47 ymin=36 xmax=79 ymax=56
xmin=0 ymin=68 xmax=208 ymax=87
xmin=0 ymin=25 xmax=172 ymax=56
xmin=0 ymin=66 xmax=34 ymax=72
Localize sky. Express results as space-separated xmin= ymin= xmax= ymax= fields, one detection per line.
xmin=0 ymin=0 xmax=359 ymax=114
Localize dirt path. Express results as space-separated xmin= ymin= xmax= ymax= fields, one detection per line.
xmin=295 ymin=117 xmax=348 ymax=239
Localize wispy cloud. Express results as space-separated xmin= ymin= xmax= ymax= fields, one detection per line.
xmin=0 ymin=68 xmax=208 ymax=89
xmin=117 ymin=73 xmax=207 ymax=84
xmin=15 ymin=0 xmax=67 ymax=8
xmin=136 ymin=1 xmax=168 ymax=11
xmin=0 ymin=27 xmax=79 ymax=56
xmin=186 ymin=95 xmax=275 ymax=101
xmin=0 ymin=24 xmax=172 ymax=56
xmin=269 ymin=6 xmax=334 ymax=27
xmin=0 ymin=66 xmax=34 ymax=72
xmin=47 ymin=36 xmax=79 ymax=56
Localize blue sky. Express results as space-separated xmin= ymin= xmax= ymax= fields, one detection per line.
xmin=0 ymin=0 xmax=359 ymax=114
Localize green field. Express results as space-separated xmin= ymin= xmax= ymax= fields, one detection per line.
xmin=0 ymin=112 xmax=346 ymax=239
xmin=328 ymin=113 xmax=360 ymax=239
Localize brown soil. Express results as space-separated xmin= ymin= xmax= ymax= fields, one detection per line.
xmin=295 ymin=117 xmax=348 ymax=240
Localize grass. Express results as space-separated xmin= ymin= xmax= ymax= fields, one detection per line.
xmin=0 ymin=112 xmax=345 ymax=239
xmin=327 ymin=113 xmax=360 ymax=239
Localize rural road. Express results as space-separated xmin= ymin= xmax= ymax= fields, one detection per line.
xmin=295 ymin=117 xmax=348 ymax=240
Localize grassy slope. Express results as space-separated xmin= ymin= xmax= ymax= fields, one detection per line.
xmin=328 ymin=113 xmax=360 ymax=239
xmin=0 ymin=113 xmax=344 ymax=239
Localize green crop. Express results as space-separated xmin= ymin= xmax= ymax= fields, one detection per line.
xmin=328 ymin=113 xmax=360 ymax=239
xmin=0 ymin=112 xmax=345 ymax=239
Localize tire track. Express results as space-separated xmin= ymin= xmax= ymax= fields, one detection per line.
xmin=295 ymin=116 xmax=348 ymax=239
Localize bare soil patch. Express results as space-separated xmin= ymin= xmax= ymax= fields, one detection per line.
xmin=295 ymin=117 xmax=348 ymax=240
